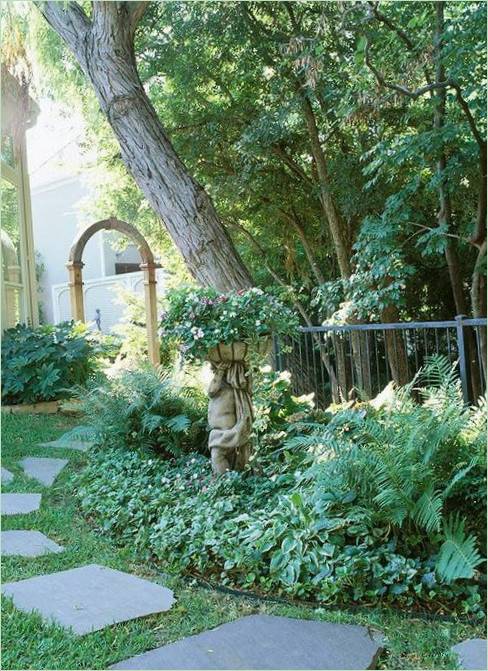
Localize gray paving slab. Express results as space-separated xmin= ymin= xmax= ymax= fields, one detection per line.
xmin=19 ymin=457 xmax=68 ymax=487
xmin=452 ymin=639 xmax=487 ymax=670
xmin=1 ymin=467 xmax=14 ymax=484
xmin=2 ymin=563 xmax=175 ymax=635
xmin=1 ymin=530 xmax=64 ymax=557
xmin=1 ymin=493 xmax=41 ymax=515
xmin=110 ymin=614 xmax=384 ymax=670
xmin=37 ymin=439 xmax=92 ymax=452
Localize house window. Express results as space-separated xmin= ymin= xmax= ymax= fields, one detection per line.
xmin=1 ymin=68 xmax=39 ymax=330
xmin=1 ymin=178 xmax=25 ymax=327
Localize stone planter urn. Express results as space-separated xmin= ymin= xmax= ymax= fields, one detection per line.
xmin=206 ymin=338 xmax=270 ymax=475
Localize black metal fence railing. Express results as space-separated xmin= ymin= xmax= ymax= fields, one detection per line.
xmin=272 ymin=316 xmax=487 ymax=408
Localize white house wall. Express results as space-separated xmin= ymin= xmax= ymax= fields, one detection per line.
xmin=52 ymin=268 xmax=167 ymax=332
xmin=31 ymin=175 xmax=103 ymax=322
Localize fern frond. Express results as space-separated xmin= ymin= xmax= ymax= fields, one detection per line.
xmin=141 ymin=413 xmax=164 ymax=434
xmin=413 ymin=487 xmax=443 ymax=532
xmin=442 ymin=460 xmax=477 ymax=500
xmin=436 ymin=513 xmax=483 ymax=582
xmin=165 ymin=414 xmax=191 ymax=433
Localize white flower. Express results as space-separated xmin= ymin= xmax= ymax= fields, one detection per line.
xmin=255 ymin=320 xmax=261 ymax=326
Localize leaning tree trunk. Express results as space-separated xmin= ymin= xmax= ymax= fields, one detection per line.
xmin=37 ymin=1 xmax=252 ymax=293
xmin=434 ymin=2 xmax=481 ymax=399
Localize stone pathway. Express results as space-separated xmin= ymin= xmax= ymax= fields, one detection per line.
xmin=1 ymin=429 xmax=395 ymax=669
xmin=20 ymin=457 xmax=68 ymax=487
xmin=38 ymin=439 xmax=93 ymax=452
xmin=111 ymin=615 xmax=384 ymax=670
xmin=2 ymin=564 xmax=175 ymax=635
xmin=2 ymin=493 xmax=42 ymax=515
xmin=2 ymin=466 xmax=14 ymax=484
xmin=1 ymin=530 xmax=64 ymax=557
xmin=452 ymin=639 xmax=487 ymax=670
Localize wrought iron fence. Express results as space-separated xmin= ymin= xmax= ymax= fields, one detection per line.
xmin=272 ymin=316 xmax=487 ymax=408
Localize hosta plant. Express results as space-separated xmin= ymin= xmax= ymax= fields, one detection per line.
xmin=1 ymin=321 xmax=98 ymax=404
xmin=75 ymin=357 xmax=486 ymax=615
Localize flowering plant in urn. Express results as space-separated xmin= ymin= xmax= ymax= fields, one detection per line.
xmin=161 ymin=287 xmax=298 ymax=474
xmin=161 ymin=287 xmax=298 ymax=363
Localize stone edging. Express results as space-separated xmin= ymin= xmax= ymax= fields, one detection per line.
xmin=1 ymin=400 xmax=82 ymax=415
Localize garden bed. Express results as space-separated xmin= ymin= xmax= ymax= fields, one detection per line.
xmin=71 ymin=360 xmax=486 ymax=620
xmin=2 ymin=411 xmax=484 ymax=670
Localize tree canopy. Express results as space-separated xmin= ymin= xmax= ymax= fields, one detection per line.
xmin=10 ymin=1 xmax=488 ymax=320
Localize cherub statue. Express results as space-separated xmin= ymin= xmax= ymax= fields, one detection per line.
xmin=207 ymin=353 xmax=253 ymax=475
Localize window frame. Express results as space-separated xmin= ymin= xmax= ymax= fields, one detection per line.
xmin=1 ymin=129 xmax=38 ymax=328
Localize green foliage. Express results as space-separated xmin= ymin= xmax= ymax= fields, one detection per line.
xmin=437 ymin=514 xmax=484 ymax=583
xmin=29 ymin=1 xmax=486 ymax=322
xmin=76 ymin=358 xmax=486 ymax=615
xmin=3 ymin=413 xmax=484 ymax=671
xmin=252 ymin=366 xmax=316 ymax=439
xmin=111 ymin=288 xmax=178 ymax=368
xmin=68 ymin=366 xmax=207 ymax=459
xmin=1 ymin=322 xmax=98 ymax=404
xmin=162 ymin=287 xmax=299 ymax=363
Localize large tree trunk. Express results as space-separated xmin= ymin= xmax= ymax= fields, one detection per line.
xmin=300 ymin=93 xmax=374 ymax=397
xmin=434 ymin=2 xmax=482 ymax=399
xmin=37 ymin=1 xmax=252 ymax=292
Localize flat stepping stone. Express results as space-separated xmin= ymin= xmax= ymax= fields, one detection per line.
xmin=1 ymin=467 xmax=14 ymax=484
xmin=38 ymin=439 xmax=92 ymax=452
xmin=110 ymin=614 xmax=384 ymax=670
xmin=452 ymin=639 xmax=487 ymax=670
xmin=19 ymin=457 xmax=68 ymax=487
xmin=2 ymin=563 xmax=174 ymax=636
xmin=1 ymin=530 xmax=64 ymax=557
xmin=1 ymin=493 xmax=41 ymax=515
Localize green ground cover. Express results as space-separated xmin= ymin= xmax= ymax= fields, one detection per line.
xmin=1 ymin=412 xmax=484 ymax=670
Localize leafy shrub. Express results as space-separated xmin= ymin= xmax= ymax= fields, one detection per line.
xmin=111 ymin=288 xmax=178 ymax=367
xmin=161 ymin=286 xmax=299 ymax=362
xmin=69 ymin=366 xmax=207 ymax=458
xmin=76 ymin=357 xmax=486 ymax=615
xmin=1 ymin=322 xmax=98 ymax=404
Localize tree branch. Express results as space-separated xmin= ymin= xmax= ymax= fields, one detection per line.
xmin=364 ymin=37 xmax=449 ymax=99
xmin=364 ymin=35 xmax=486 ymax=152
xmin=272 ymin=145 xmax=314 ymax=186
xmin=35 ymin=1 xmax=91 ymax=66
xmin=127 ymin=1 xmax=149 ymax=29
xmin=410 ymin=222 xmax=473 ymax=246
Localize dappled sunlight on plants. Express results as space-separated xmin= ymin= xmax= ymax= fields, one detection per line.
xmin=73 ymin=357 xmax=486 ymax=618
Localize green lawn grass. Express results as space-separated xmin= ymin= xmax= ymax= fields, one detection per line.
xmin=1 ymin=412 xmax=483 ymax=670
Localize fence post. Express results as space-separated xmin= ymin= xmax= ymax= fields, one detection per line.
xmin=455 ymin=315 xmax=470 ymax=404
xmin=272 ymin=334 xmax=281 ymax=371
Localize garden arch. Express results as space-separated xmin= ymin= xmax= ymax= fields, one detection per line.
xmin=67 ymin=217 xmax=160 ymax=366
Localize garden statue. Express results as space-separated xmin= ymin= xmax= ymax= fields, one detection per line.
xmin=207 ymin=343 xmax=253 ymax=474
xmin=162 ymin=286 xmax=299 ymax=475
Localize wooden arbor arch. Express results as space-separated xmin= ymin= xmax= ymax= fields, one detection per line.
xmin=67 ymin=217 xmax=160 ymax=366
